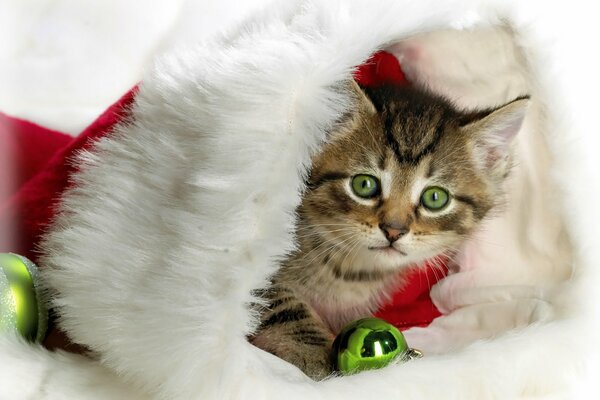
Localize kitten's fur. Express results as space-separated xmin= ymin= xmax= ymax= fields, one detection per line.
xmin=250 ymin=81 xmax=528 ymax=380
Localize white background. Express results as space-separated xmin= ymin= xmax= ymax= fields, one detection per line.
xmin=0 ymin=0 xmax=269 ymax=135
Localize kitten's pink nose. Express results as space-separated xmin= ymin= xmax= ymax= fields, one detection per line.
xmin=379 ymin=223 xmax=409 ymax=243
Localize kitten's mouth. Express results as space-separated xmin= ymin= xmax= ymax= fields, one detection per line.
xmin=368 ymin=245 xmax=407 ymax=256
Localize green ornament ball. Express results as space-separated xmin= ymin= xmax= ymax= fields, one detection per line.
xmin=0 ymin=253 xmax=47 ymax=342
xmin=332 ymin=317 xmax=420 ymax=375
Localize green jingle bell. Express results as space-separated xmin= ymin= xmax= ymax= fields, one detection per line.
xmin=331 ymin=317 xmax=421 ymax=375
xmin=0 ymin=253 xmax=47 ymax=342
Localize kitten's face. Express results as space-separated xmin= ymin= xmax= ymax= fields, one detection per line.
xmin=299 ymin=83 xmax=527 ymax=272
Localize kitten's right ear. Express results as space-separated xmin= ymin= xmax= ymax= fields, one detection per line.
xmin=461 ymin=96 xmax=529 ymax=175
xmin=348 ymin=79 xmax=377 ymax=115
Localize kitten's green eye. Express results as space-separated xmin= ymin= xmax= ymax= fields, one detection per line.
xmin=421 ymin=187 xmax=450 ymax=211
xmin=351 ymin=175 xmax=380 ymax=198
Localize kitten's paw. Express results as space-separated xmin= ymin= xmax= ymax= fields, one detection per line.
xmin=253 ymin=336 xmax=334 ymax=380
xmin=288 ymin=347 xmax=334 ymax=381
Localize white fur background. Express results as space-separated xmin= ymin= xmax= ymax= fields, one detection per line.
xmin=1 ymin=0 xmax=600 ymax=399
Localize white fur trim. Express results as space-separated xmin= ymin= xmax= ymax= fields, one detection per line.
xmin=0 ymin=333 xmax=143 ymax=399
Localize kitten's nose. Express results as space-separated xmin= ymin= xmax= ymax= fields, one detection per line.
xmin=379 ymin=223 xmax=409 ymax=243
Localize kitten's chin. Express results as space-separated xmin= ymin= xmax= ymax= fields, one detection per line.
xmin=368 ymin=245 xmax=407 ymax=256
xmin=365 ymin=246 xmax=415 ymax=270
xmin=366 ymin=245 xmax=442 ymax=271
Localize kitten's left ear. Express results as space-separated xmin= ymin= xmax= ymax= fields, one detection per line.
xmin=461 ymin=96 xmax=530 ymax=174
xmin=348 ymin=79 xmax=377 ymax=115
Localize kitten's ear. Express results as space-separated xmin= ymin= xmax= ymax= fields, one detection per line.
xmin=461 ymin=97 xmax=529 ymax=175
xmin=348 ymin=79 xmax=377 ymax=115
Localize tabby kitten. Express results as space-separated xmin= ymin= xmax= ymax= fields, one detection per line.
xmin=250 ymin=81 xmax=528 ymax=380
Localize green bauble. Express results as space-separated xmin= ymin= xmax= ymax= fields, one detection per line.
xmin=0 ymin=253 xmax=47 ymax=342
xmin=332 ymin=317 xmax=411 ymax=375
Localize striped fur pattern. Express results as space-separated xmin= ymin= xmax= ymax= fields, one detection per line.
xmin=250 ymin=81 xmax=529 ymax=380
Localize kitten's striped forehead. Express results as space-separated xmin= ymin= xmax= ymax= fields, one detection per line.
xmin=381 ymin=152 xmax=433 ymax=205
xmin=374 ymin=91 xmax=454 ymax=167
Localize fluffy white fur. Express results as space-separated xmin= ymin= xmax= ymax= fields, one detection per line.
xmin=2 ymin=0 xmax=599 ymax=398
xmin=0 ymin=333 xmax=144 ymax=399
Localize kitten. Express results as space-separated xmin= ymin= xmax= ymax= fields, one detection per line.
xmin=250 ymin=81 xmax=528 ymax=380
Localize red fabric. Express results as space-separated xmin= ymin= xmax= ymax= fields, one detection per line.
xmin=0 ymin=89 xmax=137 ymax=262
xmin=353 ymin=51 xmax=408 ymax=87
xmin=375 ymin=262 xmax=445 ymax=329
xmin=0 ymin=115 xmax=72 ymax=193
xmin=0 ymin=52 xmax=445 ymax=336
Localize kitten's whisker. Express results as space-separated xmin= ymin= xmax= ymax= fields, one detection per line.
xmin=436 ymin=263 xmax=448 ymax=280
xmin=302 ymin=233 xmax=358 ymax=266
xmin=430 ymin=255 xmax=447 ymax=282
xmin=339 ymin=236 xmax=363 ymax=271
xmin=332 ymin=235 xmax=362 ymax=262
xmin=299 ymin=230 xmax=356 ymax=252
xmin=294 ymin=227 xmax=357 ymax=240
xmin=364 ymin=124 xmax=379 ymax=149
xmin=424 ymin=263 xmax=432 ymax=293
xmin=347 ymin=239 xmax=367 ymax=274
xmin=295 ymin=223 xmax=355 ymax=232
xmin=298 ymin=233 xmax=352 ymax=253
xmin=294 ymin=226 xmax=355 ymax=236
xmin=311 ymin=235 xmax=361 ymax=268
xmin=297 ymin=232 xmax=357 ymax=263
xmin=417 ymin=267 xmax=423 ymax=292
xmin=437 ymin=146 xmax=465 ymax=164
xmin=435 ymin=144 xmax=468 ymax=165
xmin=327 ymin=241 xmax=353 ymax=272
xmin=328 ymin=235 xmax=358 ymax=263
xmin=296 ymin=222 xmax=354 ymax=228
xmin=351 ymin=140 xmax=372 ymax=155
xmin=428 ymin=256 xmax=440 ymax=282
